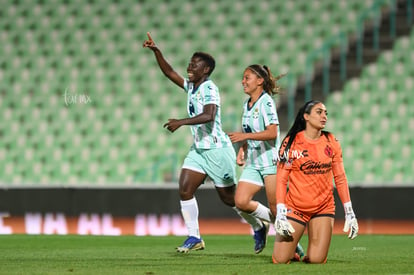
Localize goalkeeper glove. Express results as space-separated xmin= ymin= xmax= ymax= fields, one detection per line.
xmin=343 ymin=201 xmax=359 ymax=240
xmin=275 ymin=203 xmax=295 ymax=237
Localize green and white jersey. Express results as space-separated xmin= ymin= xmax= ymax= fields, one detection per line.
xmin=241 ymin=92 xmax=280 ymax=169
xmin=183 ymin=79 xmax=232 ymax=149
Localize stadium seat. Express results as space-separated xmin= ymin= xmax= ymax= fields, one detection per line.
xmin=326 ymin=30 xmax=414 ymax=185
xmin=0 ymin=0 xmax=398 ymax=186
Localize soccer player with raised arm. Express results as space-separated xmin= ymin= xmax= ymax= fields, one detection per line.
xmin=143 ymin=32 xmax=266 ymax=253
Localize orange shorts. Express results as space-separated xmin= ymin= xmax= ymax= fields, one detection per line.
xmin=286 ymin=201 xmax=335 ymax=226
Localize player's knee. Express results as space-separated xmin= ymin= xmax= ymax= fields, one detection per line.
xmin=234 ymin=195 xmax=249 ymax=210
xmin=218 ymin=193 xmax=235 ymax=206
xmin=216 ymin=187 xmax=236 ymax=206
xmin=178 ymin=189 xmax=194 ymax=200
xmin=272 ymin=253 xmax=290 ymax=264
xmin=304 ymin=255 xmax=327 ymax=264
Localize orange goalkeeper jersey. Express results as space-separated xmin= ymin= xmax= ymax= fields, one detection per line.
xmin=276 ymin=131 xmax=351 ymax=214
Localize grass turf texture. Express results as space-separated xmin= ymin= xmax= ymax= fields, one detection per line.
xmin=0 ymin=235 xmax=412 ymax=274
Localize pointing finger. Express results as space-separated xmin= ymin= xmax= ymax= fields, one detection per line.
xmin=147 ymin=32 xmax=153 ymax=41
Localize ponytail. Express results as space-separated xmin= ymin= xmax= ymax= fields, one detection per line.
xmin=247 ymin=64 xmax=286 ymax=96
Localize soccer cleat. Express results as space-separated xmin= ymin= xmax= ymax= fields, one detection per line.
xmin=253 ymin=221 xmax=270 ymax=254
xmin=290 ymin=243 xmax=305 ymax=261
xmin=296 ymin=242 xmax=305 ymax=258
xmin=176 ymin=236 xmax=205 ymax=253
xmin=291 ymin=252 xmax=301 ymax=262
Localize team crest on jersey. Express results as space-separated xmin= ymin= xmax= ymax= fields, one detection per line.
xmin=324 ymin=145 xmax=333 ymax=157
xmin=195 ymin=91 xmax=202 ymax=101
xmin=252 ymin=107 xmax=259 ymax=119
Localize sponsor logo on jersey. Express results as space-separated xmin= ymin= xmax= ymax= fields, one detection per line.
xmin=300 ymin=160 xmax=332 ymax=175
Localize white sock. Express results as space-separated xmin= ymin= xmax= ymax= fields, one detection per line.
xmin=233 ymin=206 xmax=263 ymax=231
xmin=180 ymin=197 xmax=200 ymax=239
xmin=251 ymin=203 xmax=274 ymax=223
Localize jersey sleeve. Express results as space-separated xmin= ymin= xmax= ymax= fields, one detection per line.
xmin=330 ymin=134 xmax=351 ymax=204
xmin=202 ymin=81 xmax=220 ymax=106
xmin=276 ymin=137 xmax=291 ymax=204
xmin=276 ymin=164 xmax=289 ymax=204
xmin=261 ymin=97 xmax=279 ymax=127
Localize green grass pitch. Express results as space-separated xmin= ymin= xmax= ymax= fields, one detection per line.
xmin=0 ymin=234 xmax=412 ymax=274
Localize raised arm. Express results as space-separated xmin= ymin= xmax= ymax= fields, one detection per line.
xmin=143 ymin=32 xmax=184 ymax=89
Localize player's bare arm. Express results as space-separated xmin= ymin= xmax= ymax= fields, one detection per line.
xmin=228 ymin=124 xmax=278 ymax=143
xmin=143 ymin=32 xmax=184 ymax=88
xmin=163 ymin=104 xmax=216 ymax=133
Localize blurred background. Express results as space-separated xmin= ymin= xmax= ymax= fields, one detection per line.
xmin=0 ymin=0 xmax=413 ymax=234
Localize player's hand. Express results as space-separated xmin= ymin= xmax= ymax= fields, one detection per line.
xmin=236 ymin=147 xmax=245 ymax=166
xmin=275 ymin=203 xmax=295 ymax=237
xmin=227 ymin=132 xmax=246 ymax=143
xmin=143 ymin=32 xmax=158 ymax=50
xmin=163 ymin=119 xmax=181 ymax=133
xmin=343 ymin=201 xmax=359 ymax=239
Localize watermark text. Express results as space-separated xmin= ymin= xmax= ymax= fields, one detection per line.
xmin=63 ymin=88 xmax=92 ymax=106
